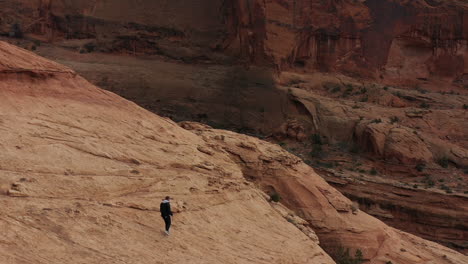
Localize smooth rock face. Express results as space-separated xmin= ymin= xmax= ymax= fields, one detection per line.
xmin=0 ymin=41 xmax=467 ymax=264
xmin=181 ymin=122 xmax=468 ymax=264
xmin=1 ymin=0 xmax=467 ymax=256
xmin=0 ymin=41 xmax=334 ymax=264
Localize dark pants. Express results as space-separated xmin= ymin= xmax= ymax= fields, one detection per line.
xmin=162 ymin=215 xmax=171 ymax=231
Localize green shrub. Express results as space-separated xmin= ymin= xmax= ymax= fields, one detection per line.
xmin=427 ymin=180 xmax=435 ymax=188
xmin=349 ymin=144 xmax=361 ymax=154
xmin=416 ymin=87 xmax=428 ymax=94
xmin=331 ymin=86 xmax=341 ymax=93
xmin=270 ymin=192 xmax=281 ymax=202
xmin=84 ymin=42 xmax=96 ymax=53
xmin=311 ymin=134 xmax=323 ymax=145
xmin=390 ymin=116 xmax=399 ymax=124
xmin=360 ymin=96 xmax=368 ymax=102
xmin=325 ymin=162 xmax=336 ymax=168
xmin=440 ymin=184 xmax=452 ymax=194
xmin=415 ymin=163 xmax=425 ymax=172
xmin=310 ymin=145 xmax=323 ymax=158
xmin=354 ymin=249 xmax=363 ymax=260
xmin=423 ymin=175 xmax=435 ymax=188
xmin=10 ymin=23 xmax=23 ymax=38
xmin=370 ymin=168 xmax=378 ymax=175
xmin=287 ymin=147 xmax=297 ymax=154
xmin=333 ymin=247 xmax=365 ymax=264
xmin=371 ymin=118 xmax=382 ymax=124
xmin=343 ymin=85 xmax=354 ymax=97
xmin=420 ymin=102 xmax=430 ymax=109
xmin=463 ymin=104 xmax=468 ymax=109
xmin=437 ymin=157 xmax=449 ymax=168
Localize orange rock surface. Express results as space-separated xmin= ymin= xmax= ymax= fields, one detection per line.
xmin=1 ymin=0 xmax=467 ymax=255
xmin=0 ymin=41 xmax=466 ymax=263
xmin=182 ymin=122 xmax=468 ymax=263
xmin=0 ymin=41 xmax=334 ymax=264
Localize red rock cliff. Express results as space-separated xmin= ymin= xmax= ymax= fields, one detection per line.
xmin=222 ymin=0 xmax=468 ymax=85
xmin=2 ymin=0 xmax=467 ymax=85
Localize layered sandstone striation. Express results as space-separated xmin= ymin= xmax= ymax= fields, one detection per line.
xmin=275 ymin=72 xmax=468 ymax=252
xmin=1 ymin=0 xmax=467 ymax=255
xmin=323 ymin=173 xmax=468 ymax=253
xmin=0 ymin=0 xmax=225 ymax=57
xmin=181 ymin=121 xmax=468 ymax=263
xmin=1 ymin=41 xmax=467 ymax=263
xmin=282 ymin=81 xmax=468 ymax=169
xmin=0 ymin=41 xmax=334 ymax=264
xmin=2 ymin=0 xmax=467 ymax=85
xmin=223 ymin=0 xmax=468 ymax=86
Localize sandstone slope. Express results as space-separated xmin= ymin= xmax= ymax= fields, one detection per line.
xmin=0 ymin=39 xmax=466 ymax=263
xmin=0 ymin=41 xmax=334 ymax=264
xmin=1 ymin=41 xmax=466 ymax=264
xmin=1 ymin=0 xmax=467 ymax=253
xmin=274 ymin=72 xmax=468 ymax=252
xmin=182 ymin=122 xmax=468 ymax=264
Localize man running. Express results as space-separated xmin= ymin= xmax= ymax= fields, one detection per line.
xmin=160 ymin=196 xmax=173 ymax=235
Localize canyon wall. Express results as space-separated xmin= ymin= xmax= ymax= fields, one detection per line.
xmin=1 ymin=0 xmax=467 ymax=254
xmin=2 ymin=0 xmax=467 ymax=86
xmin=224 ymin=0 xmax=468 ymax=85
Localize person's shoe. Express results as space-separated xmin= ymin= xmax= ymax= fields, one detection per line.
xmin=165 ymin=230 xmax=170 ymax=236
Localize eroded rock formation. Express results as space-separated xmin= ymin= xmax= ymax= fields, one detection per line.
xmin=181 ymin=121 xmax=468 ymax=263
xmin=0 ymin=41 xmax=334 ymax=264
xmin=2 ymin=0 xmax=467 ymax=85
xmin=223 ymin=0 xmax=468 ymax=85
xmin=1 ymin=41 xmax=467 ymax=263
xmin=1 ymin=0 xmax=467 ymax=255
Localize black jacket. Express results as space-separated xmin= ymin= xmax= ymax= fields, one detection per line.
xmin=160 ymin=200 xmax=173 ymax=217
